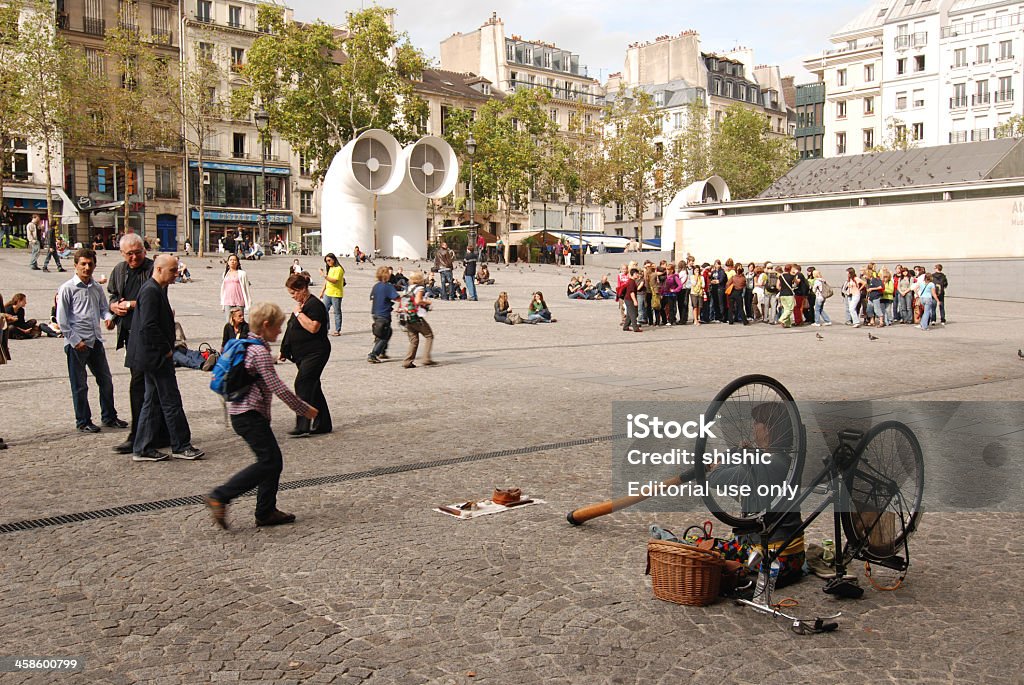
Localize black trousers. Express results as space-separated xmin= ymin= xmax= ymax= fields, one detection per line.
xmin=133 ymin=361 xmax=191 ymax=454
xmin=294 ymin=350 xmax=331 ymax=433
xmin=677 ymin=289 xmax=690 ymax=324
xmin=729 ymin=292 xmax=747 ymax=323
xmin=212 ymin=411 xmax=282 ymax=519
xmin=127 ymin=364 xmax=169 ymax=446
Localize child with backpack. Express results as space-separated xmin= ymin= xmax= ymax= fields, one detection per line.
xmin=205 ymin=301 xmax=317 ymax=530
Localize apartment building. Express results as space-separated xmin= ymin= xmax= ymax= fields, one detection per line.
xmin=181 ymin=0 xmax=309 ymax=252
xmin=795 ymin=82 xmax=826 ymax=159
xmin=440 ymin=12 xmax=606 ymax=234
xmin=58 ymin=0 xmax=182 ymax=245
xmin=941 ymin=0 xmax=1024 ymax=145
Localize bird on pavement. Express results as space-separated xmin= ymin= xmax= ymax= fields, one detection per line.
xmin=1018 ymin=349 xmax=1024 ymax=360
xmin=816 ymin=333 xmax=824 ymax=341
xmin=868 ymin=332 xmax=879 ymax=341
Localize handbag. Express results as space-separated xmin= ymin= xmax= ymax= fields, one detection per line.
xmin=725 ymin=283 xmax=734 ymax=296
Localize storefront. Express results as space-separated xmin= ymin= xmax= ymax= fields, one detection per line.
xmin=2 ymin=185 xmax=80 ymax=240
xmin=188 ymin=160 xmax=291 ymax=251
xmin=190 ymin=209 xmax=293 ymax=252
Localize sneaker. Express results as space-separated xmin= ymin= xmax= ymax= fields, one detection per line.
xmin=378 ymin=354 xmax=389 ymax=360
xmin=57 ymin=267 xmax=66 ymax=272
xmin=113 ymin=439 xmax=134 ymax=454
xmin=825 ymin=322 xmax=833 ymax=326
xmin=41 ymin=267 xmax=50 ymax=272
xmin=205 ymin=496 xmax=229 ymax=530
xmin=367 ymin=356 xmax=381 ymax=364
xmin=102 ymin=418 xmax=129 ymax=429
xmin=287 ymin=428 xmax=311 ymax=438
xmin=30 ymin=265 xmax=39 ymax=270
xmin=77 ymin=423 xmax=101 ymax=434
xmin=172 ymin=445 xmax=205 ymax=460
xmin=133 ymin=449 xmax=170 ymax=462
xmin=255 ymin=509 xmax=296 ymax=527
xmin=811 ymin=323 xmax=821 ymax=327
xmin=421 ymin=360 xmax=438 ymax=367
xmin=403 ymin=362 xmax=416 ymax=368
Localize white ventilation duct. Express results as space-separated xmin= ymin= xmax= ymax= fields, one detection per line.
xmin=663 ymin=175 xmax=731 ymax=253
xmin=320 ymin=129 xmax=404 ymax=259
xmin=377 ymin=136 xmax=459 ymax=260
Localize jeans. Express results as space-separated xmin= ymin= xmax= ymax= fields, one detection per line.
xmin=899 ymin=293 xmax=914 ymax=322
xmin=778 ymin=296 xmax=796 ymax=327
xmin=438 ymin=269 xmax=454 ymax=300
xmin=568 ymin=291 xmax=587 ymax=300
xmin=134 ymin=360 xmax=191 ymax=453
xmin=881 ymin=300 xmax=893 ymax=325
xmin=868 ymin=298 xmax=885 ymax=322
xmin=464 ymin=274 xmax=477 ymax=300
xmin=65 ymin=342 xmax=117 ymax=428
xmin=848 ymin=294 xmax=861 ymax=324
xmin=212 ymin=411 xmax=283 ymax=520
xmin=172 ymin=348 xmax=205 ymax=369
xmin=528 ymin=310 xmax=552 ymax=323
xmin=813 ymin=297 xmax=831 ymax=324
xmin=920 ymin=299 xmax=936 ymax=330
xmin=370 ymin=315 xmax=392 ymax=358
xmin=404 ymin=319 xmax=433 ymax=364
xmin=323 ymin=295 xmax=343 ymax=333
xmin=293 ymin=350 xmax=331 ymax=433
xmin=28 ymin=241 xmax=40 ymax=267
xmin=43 ymin=248 xmax=63 ymax=270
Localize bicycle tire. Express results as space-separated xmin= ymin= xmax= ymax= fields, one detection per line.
xmin=693 ymin=374 xmax=806 ymax=528
xmin=841 ymin=421 xmax=923 ymax=559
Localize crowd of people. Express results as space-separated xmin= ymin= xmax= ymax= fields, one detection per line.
xmin=594 ymin=257 xmax=949 ymax=333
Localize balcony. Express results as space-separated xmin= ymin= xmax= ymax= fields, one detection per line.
xmin=950 ymin=96 xmax=968 ymax=109
xmin=119 ymin=21 xmax=139 ymax=35
xmin=949 ymin=131 xmax=968 ymax=143
xmin=894 ymin=32 xmax=927 ymax=50
xmin=83 ymin=17 xmax=105 ymax=35
xmin=231 ymin=151 xmax=249 ymax=159
xmin=227 ymin=20 xmax=243 ymax=29
xmin=150 ymin=28 xmax=172 ymax=45
xmin=971 ymin=128 xmax=991 ymax=142
xmin=972 ymin=93 xmax=991 ymax=106
xmin=200 ymin=148 xmax=219 ymax=158
xmin=995 ymin=90 xmax=1015 ymax=103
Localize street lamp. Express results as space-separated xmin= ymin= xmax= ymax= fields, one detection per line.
xmin=466 ymin=133 xmax=477 ymax=254
xmin=254 ymin=106 xmax=270 ymax=247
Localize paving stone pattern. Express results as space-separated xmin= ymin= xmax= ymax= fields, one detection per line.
xmin=1 ymin=250 xmax=1022 ymax=684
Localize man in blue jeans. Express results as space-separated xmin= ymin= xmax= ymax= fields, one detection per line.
xmin=433 ymin=241 xmax=455 ymax=300
xmin=56 ymin=248 xmax=128 ymax=433
xmin=463 ymin=247 xmax=478 ymax=301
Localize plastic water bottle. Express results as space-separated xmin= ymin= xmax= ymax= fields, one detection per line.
xmin=766 ymin=560 xmax=781 ymax=601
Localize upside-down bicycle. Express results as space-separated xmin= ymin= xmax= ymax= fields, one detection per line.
xmin=567 ymin=374 xmax=924 ymax=632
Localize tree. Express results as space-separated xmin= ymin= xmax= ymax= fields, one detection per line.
xmin=603 ymin=89 xmax=662 ymax=248
xmin=663 ymin=99 xmax=712 ymax=197
xmin=235 ymin=6 xmax=428 ymax=185
xmin=562 ymin=101 xmax=609 ymax=264
xmin=446 ymin=88 xmax=559 ymax=261
xmin=711 ymin=104 xmax=797 ymax=199
xmin=0 ymin=0 xmax=28 ymax=217
xmin=168 ymin=45 xmax=226 ymax=257
xmin=70 ymin=26 xmax=180 ymax=230
xmin=868 ymin=116 xmax=916 ymax=153
xmin=996 ymin=115 xmax=1024 ymax=138
xmin=17 ymin=0 xmax=81 ymax=232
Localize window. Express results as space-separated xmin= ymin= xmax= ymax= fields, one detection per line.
xmin=954 ymin=48 xmax=967 ymax=67
xmin=155 ymin=166 xmax=176 ymax=198
xmin=998 ymin=76 xmax=1014 ymax=102
xmin=711 ymin=78 xmax=721 ymax=95
xmin=230 ymin=47 xmax=244 ymax=72
xmin=299 ymin=152 xmax=310 ymax=176
xmin=864 ymin=64 xmax=875 ymax=82
xmin=976 ymin=44 xmax=990 ymax=64
xmin=196 ymin=0 xmax=211 ymax=22
xmin=549 ymin=108 xmax=558 ymax=124
xmin=198 ymin=42 xmax=213 ymax=62
xmin=151 ymin=5 xmax=171 ymax=41
xmin=999 ymin=39 xmax=1014 ymax=60
xmin=84 ymin=0 xmax=104 ymax=35
xmin=897 ymin=58 xmax=907 ymax=75
xmin=896 ymin=92 xmax=908 ymax=110
xmin=914 ymin=55 xmax=926 ymax=72
xmin=672 ymin=112 xmax=683 ymax=130
xmin=952 ymin=83 xmax=967 ymax=108
xmin=976 ymin=80 xmax=990 ymax=104
xmin=913 ymin=89 xmax=924 ymax=108
xmin=228 ymin=5 xmax=241 ymax=28
xmin=895 ymin=124 xmax=907 ymax=143
xmin=725 ymin=81 xmax=733 ymax=98
xmin=7 ymin=138 xmax=28 ymax=180
xmin=912 ymin=122 xmax=924 ymax=140
xmin=864 ymin=97 xmax=875 ymax=115
xmin=836 ymin=132 xmax=847 ymax=154
xmin=232 ymin=132 xmax=246 ymax=158
xmin=118 ymin=0 xmax=137 ymax=31
xmin=86 ymin=48 xmax=105 ymax=76
xmin=836 ymin=100 xmax=847 ymax=119
xmin=837 ymin=69 xmax=847 ymax=86
xmin=863 ymin=128 xmax=874 ymax=150
xmin=654 ymin=91 xmax=664 ymax=107
xmin=300 ymin=191 xmax=313 ymax=215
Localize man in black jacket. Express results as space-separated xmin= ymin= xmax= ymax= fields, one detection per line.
xmin=108 ymin=233 xmax=168 ymax=454
xmin=127 ymin=254 xmax=204 ymax=462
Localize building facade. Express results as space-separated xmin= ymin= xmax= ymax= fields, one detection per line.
xmin=795 ymin=82 xmax=826 ymax=158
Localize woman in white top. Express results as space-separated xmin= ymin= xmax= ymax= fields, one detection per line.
xmin=220 ymin=253 xmax=252 ymax=320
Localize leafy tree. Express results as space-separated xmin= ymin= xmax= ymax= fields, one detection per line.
xmin=69 ymin=26 xmax=180 ymax=229
xmin=711 ymin=104 xmax=797 ymax=199
xmin=603 ymin=89 xmax=662 ymax=246
xmin=996 ymin=114 xmax=1024 ymax=138
xmin=0 ymin=0 xmax=27 ymax=215
xmin=235 ymin=6 xmax=428 ymax=185
xmin=868 ymin=116 xmax=916 ymax=153
xmin=561 ymin=101 xmax=609 ymax=264
xmin=663 ymin=99 xmax=712 ymax=198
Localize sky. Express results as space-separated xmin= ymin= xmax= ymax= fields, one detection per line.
xmin=285 ymin=0 xmax=869 ymax=85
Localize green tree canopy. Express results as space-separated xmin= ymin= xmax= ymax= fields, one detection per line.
xmin=711 ymin=104 xmax=797 ymax=199
xmin=603 ymin=89 xmax=662 ymax=244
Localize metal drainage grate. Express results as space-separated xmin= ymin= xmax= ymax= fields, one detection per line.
xmin=0 ymin=434 xmax=619 ymax=534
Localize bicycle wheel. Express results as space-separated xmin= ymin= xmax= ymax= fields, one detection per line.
xmin=693 ymin=375 xmax=805 ymax=528
xmin=841 ymin=421 xmax=924 ymax=559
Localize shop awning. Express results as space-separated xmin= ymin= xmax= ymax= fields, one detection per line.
xmin=2 ymin=186 xmax=80 ymax=225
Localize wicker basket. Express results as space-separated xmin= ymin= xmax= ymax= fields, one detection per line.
xmin=646 ymin=539 xmax=724 ymax=606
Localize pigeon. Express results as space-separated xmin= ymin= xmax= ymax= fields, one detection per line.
xmin=816 ymin=333 xmax=824 ymax=341
xmin=868 ymin=332 xmax=879 ymax=341
xmin=1018 ymin=349 xmax=1024 ymax=360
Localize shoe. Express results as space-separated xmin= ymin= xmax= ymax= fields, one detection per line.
xmin=287 ymin=428 xmax=311 ymax=437
xmin=422 ymin=360 xmax=438 ymax=366
xmin=57 ymin=267 xmax=66 ymax=272
xmin=0 ymin=439 xmax=7 ymax=450
xmin=30 ymin=265 xmax=39 ymax=270
xmin=255 ymin=509 xmax=296 ymax=527
xmin=367 ymin=356 xmax=381 ymax=364
xmin=102 ymin=418 xmax=129 ymax=429
xmin=113 ymin=439 xmax=134 ymax=454
xmin=41 ymin=267 xmax=50 ymax=272
xmin=330 ymin=331 xmax=341 ymax=336
xmin=172 ymin=445 xmax=205 ymax=460
xmin=825 ymin=322 xmax=833 ymax=326
xmin=811 ymin=323 xmax=821 ymax=327
xmin=205 ymin=496 xmax=229 ymax=530
xmin=78 ymin=423 xmax=101 ymax=434
xmin=378 ymin=354 xmax=389 ymax=360
xmin=133 ymin=449 xmax=170 ymax=462
xmin=309 ymin=427 xmax=332 ymax=435
xmin=403 ymin=362 xmax=416 ymax=368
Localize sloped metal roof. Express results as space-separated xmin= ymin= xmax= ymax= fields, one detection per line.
xmin=834 ymin=0 xmax=895 ymax=35
xmin=760 ymin=138 xmax=1024 ymax=199
xmin=949 ymin=0 xmax=1008 ymax=13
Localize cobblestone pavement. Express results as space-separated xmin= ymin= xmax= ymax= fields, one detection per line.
xmin=1 ymin=250 xmax=1022 ymax=684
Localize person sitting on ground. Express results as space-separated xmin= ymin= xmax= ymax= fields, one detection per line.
xmin=289 ymin=258 xmax=303 ymax=275
xmin=41 ymin=295 xmax=61 ymax=338
xmin=3 ymin=294 xmax=41 ymax=339
xmin=476 ymin=263 xmax=494 ymax=285
xmin=527 ymin=291 xmax=556 ymax=323
xmin=353 ymin=245 xmax=368 ymax=263
xmin=567 ymin=277 xmax=586 ymax=300
xmin=56 ymin=236 xmax=74 ymax=259
xmin=222 ymin=306 xmax=251 ymax=351
xmin=175 ymin=260 xmax=192 ymax=283
xmin=452 ymin=278 xmax=467 ymax=300
xmin=91 ymin=236 xmax=105 ymax=251
xmin=494 ymin=292 xmax=514 ymax=325
xmin=246 ymin=239 xmax=263 ymax=260
xmin=389 ymin=266 xmax=409 ymax=291
xmin=424 ymin=275 xmax=442 ymax=299
xmin=596 ymin=275 xmax=616 ymax=299
xmin=581 ymin=279 xmax=604 ymax=300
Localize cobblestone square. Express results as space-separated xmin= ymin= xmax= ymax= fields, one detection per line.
xmin=1 ymin=250 xmax=1021 ymax=684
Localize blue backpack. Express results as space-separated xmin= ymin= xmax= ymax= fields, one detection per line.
xmin=209 ymin=338 xmax=260 ymax=400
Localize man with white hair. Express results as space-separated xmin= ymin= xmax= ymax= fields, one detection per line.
xmin=108 ymin=233 xmax=168 ymax=454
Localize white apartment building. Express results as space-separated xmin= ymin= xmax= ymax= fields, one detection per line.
xmin=181 ymin=0 xmax=317 ymax=251
xmin=941 ymin=0 xmax=1024 ymax=145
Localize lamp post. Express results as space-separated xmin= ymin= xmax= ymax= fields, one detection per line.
xmin=466 ymin=133 xmax=477 ymax=254
xmin=254 ymin=106 xmax=270 ymax=247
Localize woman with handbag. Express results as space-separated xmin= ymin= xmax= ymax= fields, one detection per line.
xmin=279 ymin=273 xmax=332 ymax=436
